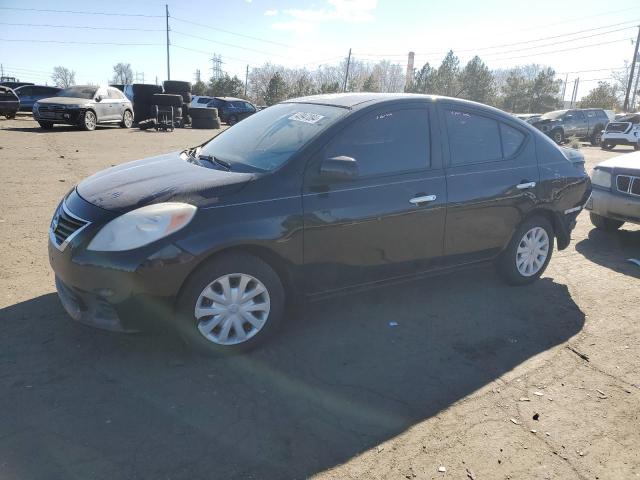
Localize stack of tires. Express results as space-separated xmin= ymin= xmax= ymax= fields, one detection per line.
xmin=130 ymin=84 xmax=163 ymax=124
xmin=190 ymin=107 xmax=222 ymax=129
xmin=163 ymin=80 xmax=192 ymax=127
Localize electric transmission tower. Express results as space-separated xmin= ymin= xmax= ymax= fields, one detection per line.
xmin=211 ymin=54 xmax=223 ymax=81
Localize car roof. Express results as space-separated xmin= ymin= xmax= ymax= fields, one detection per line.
xmin=14 ymin=84 xmax=60 ymax=90
xmin=215 ymin=97 xmax=248 ymax=102
xmin=283 ymin=93 xmax=516 ymax=117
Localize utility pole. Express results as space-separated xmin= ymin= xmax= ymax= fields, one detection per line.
xmin=165 ymin=4 xmax=170 ymax=81
xmin=623 ymin=26 xmax=640 ymax=111
xmin=343 ymin=48 xmax=351 ymax=92
xmin=631 ymin=60 xmax=640 ymax=111
xmin=561 ymin=73 xmax=568 ymax=105
xmin=570 ymin=78 xmax=579 ymax=107
xmin=244 ymin=64 xmax=249 ymax=97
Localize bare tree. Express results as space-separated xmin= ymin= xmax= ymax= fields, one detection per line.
xmin=112 ymin=63 xmax=133 ymax=84
xmin=51 ymin=66 xmax=76 ymax=88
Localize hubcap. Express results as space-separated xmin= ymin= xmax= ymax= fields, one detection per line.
xmin=85 ymin=111 xmax=96 ymax=129
xmin=194 ymin=273 xmax=270 ymax=345
xmin=516 ymin=227 xmax=550 ymax=277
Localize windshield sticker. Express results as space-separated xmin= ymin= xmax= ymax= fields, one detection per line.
xmin=288 ymin=112 xmax=325 ymax=124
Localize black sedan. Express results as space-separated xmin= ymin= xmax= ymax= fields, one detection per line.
xmin=49 ymin=94 xmax=591 ymax=354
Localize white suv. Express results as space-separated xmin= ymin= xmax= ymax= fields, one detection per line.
xmin=601 ymin=113 xmax=640 ymax=151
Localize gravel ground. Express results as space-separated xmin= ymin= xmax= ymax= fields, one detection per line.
xmin=0 ymin=115 xmax=638 ymax=480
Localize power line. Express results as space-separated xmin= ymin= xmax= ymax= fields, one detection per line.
xmin=0 ymin=6 xmax=163 ymax=17
xmin=0 ymin=21 xmax=164 ymax=32
xmin=489 ymin=37 xmax=633 ymax=62
xmin=172 ymin=30 xmax=290 ymax=58
xmin=355 ymin=20 xmax=640 ymax=58
xmin=0 ymin=38 xmax=163 ymax=46
xmin=557 ymin=67 xmax=626 ymax=74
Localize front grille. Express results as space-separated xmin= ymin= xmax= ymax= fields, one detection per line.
xmin=616 ymin=175 xmax=640 ymax=197
xmin=51 ymin=203 xmax=90 ymax=249
xmin=606 ymin=122 xmax=631 ymax=133
xmin=39 ymin=105 xmax=66 ymax=113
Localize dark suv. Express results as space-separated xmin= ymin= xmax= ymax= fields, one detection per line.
xmin=48 ymin=94 xmax=591 ymax=354
xmin=206 ymin=97 xmax=257 ymax=125
xmin=532 ymin=108 xmax=609 ymax=145
xmin=14 ymin=85 xmax=61 ymax=111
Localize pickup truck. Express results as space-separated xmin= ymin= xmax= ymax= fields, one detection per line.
xmin=532 ymin=108 xmax=609 ymax=145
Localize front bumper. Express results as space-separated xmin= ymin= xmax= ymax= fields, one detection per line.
xmin=49 ymin=191 xmax=199 ymax=332
xmin=601 ymin=133 xmax=639 ymax=146
xmin=585 ymin=187 xmax=640 ymax=225
xmin=34 ymin=107 xmax=83 ymax=124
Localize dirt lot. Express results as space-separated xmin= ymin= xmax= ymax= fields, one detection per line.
xmin=0 ymin=115 xmax=639 ymax=480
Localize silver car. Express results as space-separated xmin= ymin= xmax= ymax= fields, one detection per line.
xmin=33 ymin=85 xmax=133 ymax=131
xmin=586 ymin=151 xmax=640 ymax=230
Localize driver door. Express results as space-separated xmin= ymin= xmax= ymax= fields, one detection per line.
xmin=302 ymin=104 xmax=447 ymax=294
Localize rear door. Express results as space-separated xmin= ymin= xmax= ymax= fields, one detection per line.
xmin=439 ymin=103 xmax=539 ymax=264
xmin=302 ymin=103 xmax=447 ymax=293
xmin=107 ymin=88 xmax=126 ymax=120
xmin=94 ymin=87 xmax=111 ymax=121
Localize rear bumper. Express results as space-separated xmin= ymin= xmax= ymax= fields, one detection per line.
xmin=585 ymin=187 xmax=640 ymax=225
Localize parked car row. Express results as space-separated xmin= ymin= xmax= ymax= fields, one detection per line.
xmin=191 ymin=95 xmax=257 ymax=125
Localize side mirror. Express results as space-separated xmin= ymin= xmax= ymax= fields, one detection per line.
xmin=95 ymin=96 xmax=102 ymax=102
xmin=320 ymin=156 xmax=358 ymax=181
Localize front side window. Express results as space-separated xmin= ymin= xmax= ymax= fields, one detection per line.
xmin=199 ymin=103 xmax=347 ymax=172
xmin=325 ymin=108 xmax=430 ymax=177
xmin=445 ymin=109 xmax=501 ymax=165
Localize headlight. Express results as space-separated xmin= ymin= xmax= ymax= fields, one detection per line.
xmin=87 ymin=202 xmax=197 ymax=252
xmin=591 ymin=168 xmax=612 ymax=189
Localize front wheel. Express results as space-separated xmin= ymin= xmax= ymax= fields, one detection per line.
xmin=38 ymin=121 xmax=54 ymax=129
xmin=176 ymin=253 xmax=285 ymax=355
xmin=590 ymin=131 xmax=602 ymax=146
xmin=497 ymin=216 xmax=554 ymax=286
xmin=551 ymin=129 xmax=564 ymax=144
xmin=120 ymin=110 xmax=133 ymax=128
xmin=601 ymin=142 xmax=614 ymax=150
xmin=227 ymin=115 xmax=238 ymax=126
xmin=79 ymin=110 xmax=97 ymax=131
xmin=590 ymin=213 xmax=623 ymax=231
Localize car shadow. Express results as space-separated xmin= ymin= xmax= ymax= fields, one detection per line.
xmin=0 ymin=269 xmax=584 ymax=480
xmin=575 ymin=227 xmax=640 ymax=278
xmin=3 ymin=125 xmax=121 ymax=133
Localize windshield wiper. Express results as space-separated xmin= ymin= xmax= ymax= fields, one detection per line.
xmin=198 ymin=154 xmax=232 ymax=171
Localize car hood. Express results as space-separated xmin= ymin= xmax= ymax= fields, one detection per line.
xmin=532 ymin=118 xmax=559 ymax=127
xmin=76 ymin=151 xmax=256 ymax=212
xmin=37 ymin=96 xmax=92 ymax=105
xmin=596 ymin=151 xmax=640 ymax=171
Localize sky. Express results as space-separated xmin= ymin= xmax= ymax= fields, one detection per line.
xmin=0 ymin=0 xmax=639 ymax=101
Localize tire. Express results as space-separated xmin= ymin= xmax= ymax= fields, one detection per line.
xmin=38 ymin=121 xmax=54 ymax=129
xmin=190 ymin=107 xmax=218 ymax=119
xmin=497 ymin=216 xmax=554 ymax=286
xmin=634 ymin=143 xmax=640 ymax=151
xmin=79 ymin=110 xmax=97 ymax=131
xmin=151 ymin=93 xmax=183 ymax=108
xmin=176 ymin=253 xmax=285 ymax=355
xmin=601 ymin=142 xmax=614 ymax=150
xmin=590 ymin=213 xmax=623 ymax=231
xmin=590 ymin=129 xmax=602 ymax=146
xmin=120 ymin=110 xmax=133 ymax=128
xmin=551 ymin=129 xmax=564 ymax=144
xmin=163 ymin=80 xmax=192 ymax=93
xmin=5 ymin=112 xmax=16 ymax=119
xmin=131 ymin=84 xmax=163 ymax=104
xmin=227 ymin=115 xmax=238 ymax=126
xmin=191 ymin=117 xmax=221 ymax=129
xmin=181 ymin=92 xmax=192 ymax=104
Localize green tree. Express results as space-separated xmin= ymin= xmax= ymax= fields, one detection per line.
xmin=459 ymin=56 xmax=495 ymax=104
xmin=362 ymin=74 xmax=378 ymax=92
xmin=406 ymin=63 xmax=436 ymax=94
xmin=434 ymin=50 xmax=460 ymax=96
xmin=208 ymin=74 xmax=244 ymax=97
xmin=580 ymin=81 xmax=619 ymax=109
xmin=501 ymin=70 xmax=529 ymax=112
xmin=528 ymin=67 xmax=562 ymax=112
xmin=319 ymin=81 xmax=341 ymax=94
xmin=192 ymin=80 xmax=208 ymax=96
xmin=264 ymin=72 xmax=287 ymax=105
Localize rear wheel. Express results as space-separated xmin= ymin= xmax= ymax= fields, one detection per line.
xmin=590 ymin=130 xmax=602 ymax=146
xmin=176 ymin=253 xmax=285 ymax=355
xmin=38 ymin=121 xmax=54 ymax=129
xmin=497 ymin=216 xmax=554 ymax=286
xmin=590 ymin=213 xmax=623 ymax=231
xmin=601 ymin=142 xmax=614 ymax=150
xmin=79 ymin=110 xmax=96 ymax=131
xmin=227 ymin=115 xmax=238 ymax=126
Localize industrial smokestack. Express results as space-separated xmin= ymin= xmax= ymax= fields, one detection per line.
xmin=406 ymin=51 xmax=415 ymax=90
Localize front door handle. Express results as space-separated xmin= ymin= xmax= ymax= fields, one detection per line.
xmin=409 ymin=194 xmax=437 ymax=205
xmin=516 ymin=181 xmax=536 ymax=190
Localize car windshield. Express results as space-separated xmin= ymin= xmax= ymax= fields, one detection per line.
xmin=198 ymin=103 xmax=347 ymax=172
xmin=540 ymin=110 xmax=567 ymax=120
xmin=58 ymin=86 xmax=97 ymax=99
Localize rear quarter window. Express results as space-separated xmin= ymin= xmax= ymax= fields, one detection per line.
xmin=500 ymin=123 xmax=526 ymax=157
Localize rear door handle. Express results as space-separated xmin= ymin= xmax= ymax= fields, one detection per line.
xmin=516 ymin=182 xmax=536 ymax=190
xmin=409 ymin=195 xmax=437 ymax=205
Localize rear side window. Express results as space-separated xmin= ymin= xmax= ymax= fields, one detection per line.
xmin=326 ymin=108 xmax=430 ymax=176
xmin=500 ymin=123 xmax=526 ymax=157
xmin=107 ymin=88 xmax=123 ymax=99
xmin=445 ymin=109 xmax=501 ymax=165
